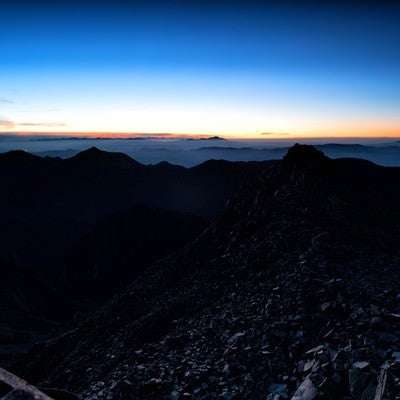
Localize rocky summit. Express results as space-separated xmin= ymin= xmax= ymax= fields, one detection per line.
xmin=15 ymin=145 xmax=400 ymax=400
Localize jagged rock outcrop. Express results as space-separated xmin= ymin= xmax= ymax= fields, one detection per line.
xmin=15 ymin=145 xmax=400 ymax=399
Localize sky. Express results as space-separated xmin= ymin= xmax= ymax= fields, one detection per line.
xmin=0 ymin=1 xmax=399 ymax=138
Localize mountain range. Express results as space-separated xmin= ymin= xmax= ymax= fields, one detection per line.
xmin=0 ymin=147 xmax=271 ymax=270
xmin=0 ymin=148 xmax=271 ymax=368
xmin=11 ymin=145 xmax=400 ymax=400
xmin=2 ymin=136 xmax=400 ymax=167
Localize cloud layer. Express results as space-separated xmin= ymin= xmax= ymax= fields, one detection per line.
xmin=0 ymin=119 xmax=15 ymax=129
xmin=0 ymin=118 xmax=66 ymax=130
xmin=18 ymin=122 xmax=66 ymax=127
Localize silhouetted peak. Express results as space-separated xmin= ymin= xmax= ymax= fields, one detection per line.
xmin=72 ymin=146 xmax=112 ymax=160
xmin=153 ymin=161 xmax=184 ymax=171
xmin=82 ymin=146 xmax=102 ymax=154
xmin=0 ymin=150 xmax=43 ymax=165
xmin=66 ymin=146 xmax=142 ymax=168
xmin=201 ymin=136 xmax=225 ymax=140
xmin=192 ymin=159 xmax=231 ymax=171
xmin=277 ymin=144 xmax=330 ymax=185
xmin=155 ymin=161 xmax=172 ymax=167
xmin=283 ymin=144 xmax=327 ymax=165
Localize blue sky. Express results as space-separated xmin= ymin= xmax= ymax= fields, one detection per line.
xmin=1 ymin=1 xmax=399 ymax=137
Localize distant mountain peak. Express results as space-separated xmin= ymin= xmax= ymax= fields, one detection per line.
xmin=66 ymin=146 xmax=142 ymax=168
xmin=72 ymin=146 xmax=112 ymax=159
xmin=277 ymin=144 xmax=330 ymax=185
xmin=0 ymin=150 xmax=43 ymax=166
xmin=201 ymin=136 xmax=225 ymax=140
xmin=82 ymin=146 xmax=102 ymax=153
xmin=155 ymin=161 xmax=176 ymax=167
xmin=283 ymin=143 xmax=327 ymax=165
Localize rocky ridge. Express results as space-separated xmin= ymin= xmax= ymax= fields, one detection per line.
xmin=16 ymin=145 xmax=400 ymax=399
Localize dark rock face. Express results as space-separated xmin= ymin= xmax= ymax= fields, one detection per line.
xmin=15 ymin=145 xmax=400 ymax=399
xmin=60 ymin=206 xmax=208 ymax=301
xmin=0 ymin=206 xmax=207 ymax=366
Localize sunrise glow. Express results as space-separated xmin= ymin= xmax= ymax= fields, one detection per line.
xmin=1 ymin=3 xmax=399 ymax=139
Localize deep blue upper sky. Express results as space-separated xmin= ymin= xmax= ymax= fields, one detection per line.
xmin=1 ymin=1 xmax=399 ymax=137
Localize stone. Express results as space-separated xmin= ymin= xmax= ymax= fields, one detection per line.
xmin=290 ymin=377 xmax=318 ymax=400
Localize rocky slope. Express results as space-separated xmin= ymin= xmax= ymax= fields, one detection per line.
xmin=16 ymin=145 xmax=400 ymax=399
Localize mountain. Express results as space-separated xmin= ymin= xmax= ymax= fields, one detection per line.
xmin=192 ymin=142 xmax=400 ymax=167
xmin=16 ymin=145 xmax=400 ymax=399
xmin=64 ymin=146 xmax=142 ymax=169
xmin=201 ymin=136 xmax=225 ymax=140
xmin=0 ymin=147 xmax=272 ymax=269
xmin=0 ymin=150 xmax=46 ymax=166
xmin=60 ymin=206 xmax=208 ymax=301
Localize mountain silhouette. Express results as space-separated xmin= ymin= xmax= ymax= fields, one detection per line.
xmin=65 ymin=146 xmax=142 ymax=169
xmin=0 ymin=147 xmax=270 ymax=269
xmin=16 ymin=145 xmax=400 ymax=399
xmin=0 ymin=150 xmax=45 ymax=166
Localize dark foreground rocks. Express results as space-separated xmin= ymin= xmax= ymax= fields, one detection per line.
xmin=15 ymin=145 xmax=400 ymax=399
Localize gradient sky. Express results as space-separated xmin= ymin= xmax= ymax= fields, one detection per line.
xmin=1 ymin=1 xmax=399 ymax=138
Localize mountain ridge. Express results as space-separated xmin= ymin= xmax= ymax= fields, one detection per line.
xmin=15 ymin=145 xmax=400 ymax=399
xmin=0 ymin=147 xmax=271 ymax=269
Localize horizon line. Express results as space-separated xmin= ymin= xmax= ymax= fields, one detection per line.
xmin=2 ymin=132 xmax=400 ymax=140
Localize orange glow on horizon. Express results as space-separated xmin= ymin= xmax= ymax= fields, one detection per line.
xmin=2 ymin=104 xmax=399 ymax=139
xmin=5 ymin=128 xmax=400 ymax=140
xmin=2 ymin=116 xmax=400 ymax=140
